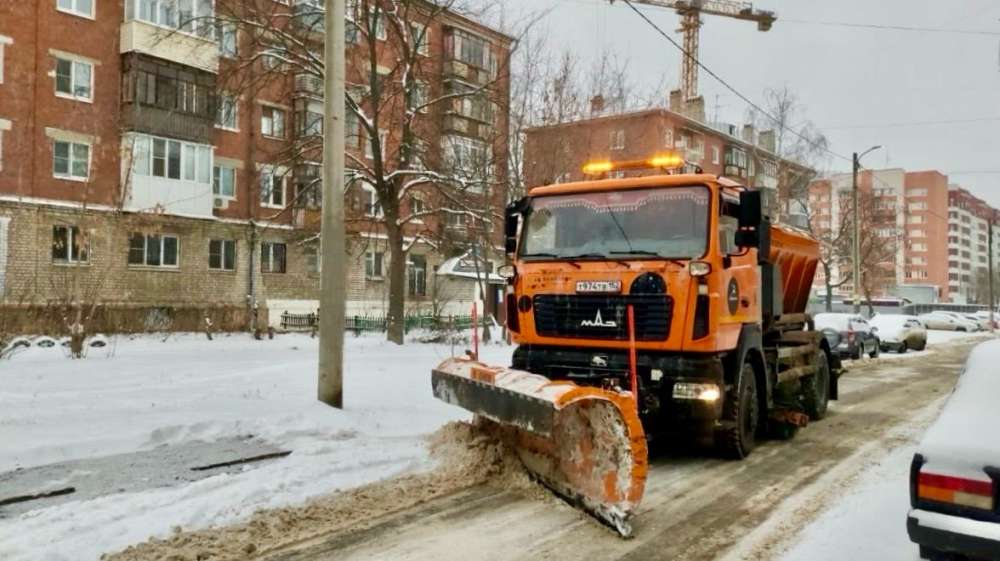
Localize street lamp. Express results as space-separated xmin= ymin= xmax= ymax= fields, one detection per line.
xmin=852 ymin=145 xmax=883 ymax=314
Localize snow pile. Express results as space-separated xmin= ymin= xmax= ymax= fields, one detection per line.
xmin=103 ymin=420 xmax=537 ymax=561
xmin=0 ymin=333 xmax=513 ymax=561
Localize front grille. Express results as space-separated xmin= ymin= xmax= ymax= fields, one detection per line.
xmin=533 ymin=294 xmax=672 ymax=341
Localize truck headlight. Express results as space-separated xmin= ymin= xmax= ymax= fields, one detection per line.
xmin=672 ymin=383 xmax=721 ymax=402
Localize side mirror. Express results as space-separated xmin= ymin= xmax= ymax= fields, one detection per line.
xmin=735 ymin=189 xmax=766 ymax=253
xmin=497 ymin=264 xmax=515 ymax=280
xmin=504 ymin=198 xmax=527 ymax=255
xmin=738 ymin=189 xmax=763 ymax=229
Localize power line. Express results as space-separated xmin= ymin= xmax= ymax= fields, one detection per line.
xmin=781 ymin=19 xmax=1000 ymax=37
xmin=619 ymin=0 xmax=852 ymax=164
xmin=822 ymin=117 xmax=1000 ymax=131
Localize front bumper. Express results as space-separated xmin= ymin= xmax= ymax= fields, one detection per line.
xmin=908 ymin=509 xmax=1000 ymax=560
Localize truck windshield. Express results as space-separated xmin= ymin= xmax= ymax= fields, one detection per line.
xmin=520 ymin=186 xmax=709 ymax=260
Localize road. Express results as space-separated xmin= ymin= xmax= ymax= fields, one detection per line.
xmin=258 ymin=338 xmax=981 ymax=561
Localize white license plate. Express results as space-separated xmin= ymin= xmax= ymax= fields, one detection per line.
xmin=576 ymin=280 xmax=622 ymax=293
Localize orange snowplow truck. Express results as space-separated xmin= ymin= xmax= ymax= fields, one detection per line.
xmin=432 ymin=156 xmax=838 ymax=537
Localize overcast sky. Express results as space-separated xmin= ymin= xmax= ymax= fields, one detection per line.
xmin=496 ymin=0 xmax=1000 ymax=205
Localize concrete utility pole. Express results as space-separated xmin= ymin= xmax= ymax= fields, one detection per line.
xmin=989 ymin=220 xmax=995 ymax=333
xmin=851 ymin=146 xmax=881 ymax=314
xmin=318 ymin=0 xmax=346 ymax=408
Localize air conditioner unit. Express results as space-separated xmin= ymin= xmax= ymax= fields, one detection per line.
xmin=214 ymin=198 xmax=229 ymax=210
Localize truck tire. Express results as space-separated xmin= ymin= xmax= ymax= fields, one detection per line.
xmin=802 ymin=349 xmax=830 ymax=421
xmin=716 ymin=362 xmax=758 ymax=460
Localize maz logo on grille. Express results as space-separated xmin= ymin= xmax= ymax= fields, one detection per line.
xmin=580 ymin=309 xmax=617 ymax=328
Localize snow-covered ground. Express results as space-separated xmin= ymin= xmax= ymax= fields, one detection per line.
xmin=0 ymin=332 xmax=513 ymax=561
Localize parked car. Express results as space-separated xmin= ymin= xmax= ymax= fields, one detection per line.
xmin=907 ymin=339 xmax=1000 ymax=560
xmin=919 ymin=312 xmax=978 ymax=332
xmin=964 ymin=313 xmax=992 ymax=331
xmin=972 ymin=310 xmax=998 ymax=330
xmin=870 ymin=314 xmax=927 ymax=353
xmin=814 ymin=313 xmax=880 ymax=360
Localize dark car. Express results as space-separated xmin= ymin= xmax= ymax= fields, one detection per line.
xmin=814 ymin=313 xmax=880 ymax=360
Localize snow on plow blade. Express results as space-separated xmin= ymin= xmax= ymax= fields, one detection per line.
xmin=431 ymin=357 xmax=648 ymax=537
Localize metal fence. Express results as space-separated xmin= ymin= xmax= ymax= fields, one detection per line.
xmin=281 ymin=311 xmax=487 ymax=334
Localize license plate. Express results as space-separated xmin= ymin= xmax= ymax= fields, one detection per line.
xmin=576 ymin=280 xmax=622 ymax=293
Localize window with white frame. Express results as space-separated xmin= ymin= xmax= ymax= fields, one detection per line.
xmin=663 ymin=128 xmax=673 ymax=148
xmin=0 ymin=119 xmax=10 ymax=172
xmin=208 ymin=239 xmax=236 ymax=271
xmin=261 ymin=105 xmax=286 ymax=138
xmin=908 ymin=188 xmax=928 ymax=197
xmin=610 ymin=129 xmax=625 ymax=150
xmin=260 ymin=168 xmax=286 ymax=208
xmin=908 ymin=201 xmax=927 ymax=211
xmin=365 ymin=251 xmax=383 ymax=278
xmin=128 ymin=233 xmax=179 ymax=267
xmin=364 ymin=130 xmax=387 ymax=160
xmin=412 ymin=81 xmax=429 ymax=110
xmin=213 ymin=164 xmax=236 ymax=199
xmin=410 ymin=195 xmax=426 ymax=223
xmin=53 ymin=140 xmax=90 ymax=180
xmin=216 ymin=94 xmax=238 ymax=130
xmin=374 ymin=15 xmax=387 ymax=41
xmin=408 ymin=254 xmax=426 ymax=296
xmin=298 ymin=100 xmax=323 ymax=137
xmin=216 ymin=22 xmax=237 ymax=57
xmin=57 ymin=0 xmax=94 ymax=18
xmin=911 ymin=242 xmax=927 ymax=252
xmin=361 ymin=183 xmax=382 ymax=217
xmin=410 ymin=23 xmax=429 ymax=56
xmin=306 ymin=245 xmax=320 ymax=273
xmin=52 ymin=225 xmax=89 ymax=263
xmin=54 ymin=56 xmax=93 ymax=101
xmin=129 ymin=0 xmax=215 ymax=38
xmin=711 ymin=146 xmax=720 ymax=165
xmin=0 ymin=35 xmax=11 ymax=85
xmin=260 ymin=241 xmax=286 ymax=273
xmin=445 ymin=211 xmax=464 ymax=230
xmin=442 ymin=135 xmax=489 ymax=175
xmin=131 ymin=134 xmax=211 ymax=184
xmin=450 ymin=29 xmax=493 ymax=72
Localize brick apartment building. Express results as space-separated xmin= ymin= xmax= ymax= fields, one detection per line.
xmin=523 ymin=93 xmax=813 ymax=219
xmin=947 ymin=186 xmax=1000 ymax=303
xmin=808 ymin=169 xmax=999 ymax=304
xmin=0 ymin=0 xmax=511 ymax=331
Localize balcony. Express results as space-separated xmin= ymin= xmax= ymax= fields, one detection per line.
xmin=121 ymin=135 xmax=215 ymax=218
xmin=443 ymin=114 xmax=493 ymax=141
xmin=121 ymin=19 xmax=218 ymax=73
xmin=120 ymin=54 xmax=217 ymax=145
xmin=295 ymin=73 xmax=324 ymax=98
xmin=292 ymin=1 xmax=325 ymax=37
xmin=443 ymin=60 xmax=492 ymax=86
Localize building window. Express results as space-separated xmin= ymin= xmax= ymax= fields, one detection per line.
xmin=216 ymin=94 xmax=238 ymax=130
xmin=408 ymin=254 xmax=427 ymax=296
xmin=610 ymin=129 xmax=625 ymax=151
xmin=213 ymin=165 xmax=236 ymax=199
xmin=306 ymin=246 xmax=320 ymax=273
xmin=53 ymin=140 xmax=90 ymax=180
xmin=0 ymin=119 xmax=10 ymax=172
xmin=664 ymin=128 xmax=673 ymax=148
xmin=52 ymin=226 xmax=88 ymax=263
xmin=450 ymin=29 xmax=493 ymax=72
xmin=132 ymin=135 xmax=211 ymax=184
xmin=216 ymin=22 xmax=237 ymax=57
xmin=911 ymin=242 xmax=927 ymax=252
xmin=411 ymin=23 xmax=429 ymax=56
xmin=130 ymin=0 xmax=214 ymax=37
xmin=0 ymin=35 xmax=11 ymax=85
xmin=261 ymin=105 xmax=286 ymax=138
xmin=711 ymin=146 xmax=720 ymax=165
xmin=445 ymin=211 xmax=464 ymax=230
xmin=128 ymin=233 xmax=179 ymax=268
xmin=260 ymin=242 xmax=286 ymax=273
xmin=208 ymin=239 xmax=236 ymax=271
xmin=298 ymin=100 xmax=323 ymax=137
xmin=410 ymin=195 xmax=426 ymax=223
xmin=260 ymin=168 xmax=286 ymax=208
xmin=365 ymin=129 xmax=387 ymax=160
xmin=362 ymin=183 xmax=382 ymax=217
xmin=442 ymin=135 xmax=489 ymax=176
xmin=365 ymin=251 xmax=383 ymax=278
xmin=57 ymin=0 xmax=94 ymax=18
xmin=54 ymin=56 xmax=93 ymax=102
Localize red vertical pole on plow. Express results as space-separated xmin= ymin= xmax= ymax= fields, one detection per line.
xmin=471 ymin=301 xmax=479 ymax=361
xmin=627 ymin=305 xmax=638 ymax=406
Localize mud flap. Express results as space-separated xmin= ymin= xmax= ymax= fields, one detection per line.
xmin=432 ymin=358 xmax=648 ymax=537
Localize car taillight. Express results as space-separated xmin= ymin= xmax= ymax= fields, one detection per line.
xmin=847 ymin=330 xmax=855 ymax=342
xmin=918 ymin=471 xmax=995 ymax=510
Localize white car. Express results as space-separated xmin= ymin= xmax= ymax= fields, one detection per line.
xmin=907 ymin=339 xmax=1000 ymax=560
xmin=870 ymin=314 xmax=927 ymax=353
xmin=919 ymin=312 xmax=978 ymax=332
xmin=972 ymin=310 xmax=997 ymax=330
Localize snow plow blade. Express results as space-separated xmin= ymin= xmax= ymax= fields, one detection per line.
xmin=431 ymin=357 xmax=648 ymax=537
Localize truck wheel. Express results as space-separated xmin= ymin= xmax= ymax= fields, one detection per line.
xmin=716 ymin=362 xmax=758 ymax=460
xmin=802 ymin=349 xmax=830 ymax=421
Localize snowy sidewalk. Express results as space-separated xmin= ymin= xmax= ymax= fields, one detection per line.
xmin=0 ymin=333 xmax=512 ymax=561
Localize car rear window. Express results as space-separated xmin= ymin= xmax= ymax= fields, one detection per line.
xmin=814 ymin=314 xmax=850 ymax=331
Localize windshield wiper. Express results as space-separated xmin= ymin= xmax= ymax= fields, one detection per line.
xmin=521 ymin=252 xmax=581 ymax=268
xmin=609 ymin=250 xmax=685 ymax=267
xmin=565 ymin=253 xmax=628 ymax=268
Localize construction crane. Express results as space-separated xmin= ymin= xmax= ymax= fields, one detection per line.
xmin=614 ymin=1 xmax=776 ymax=101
